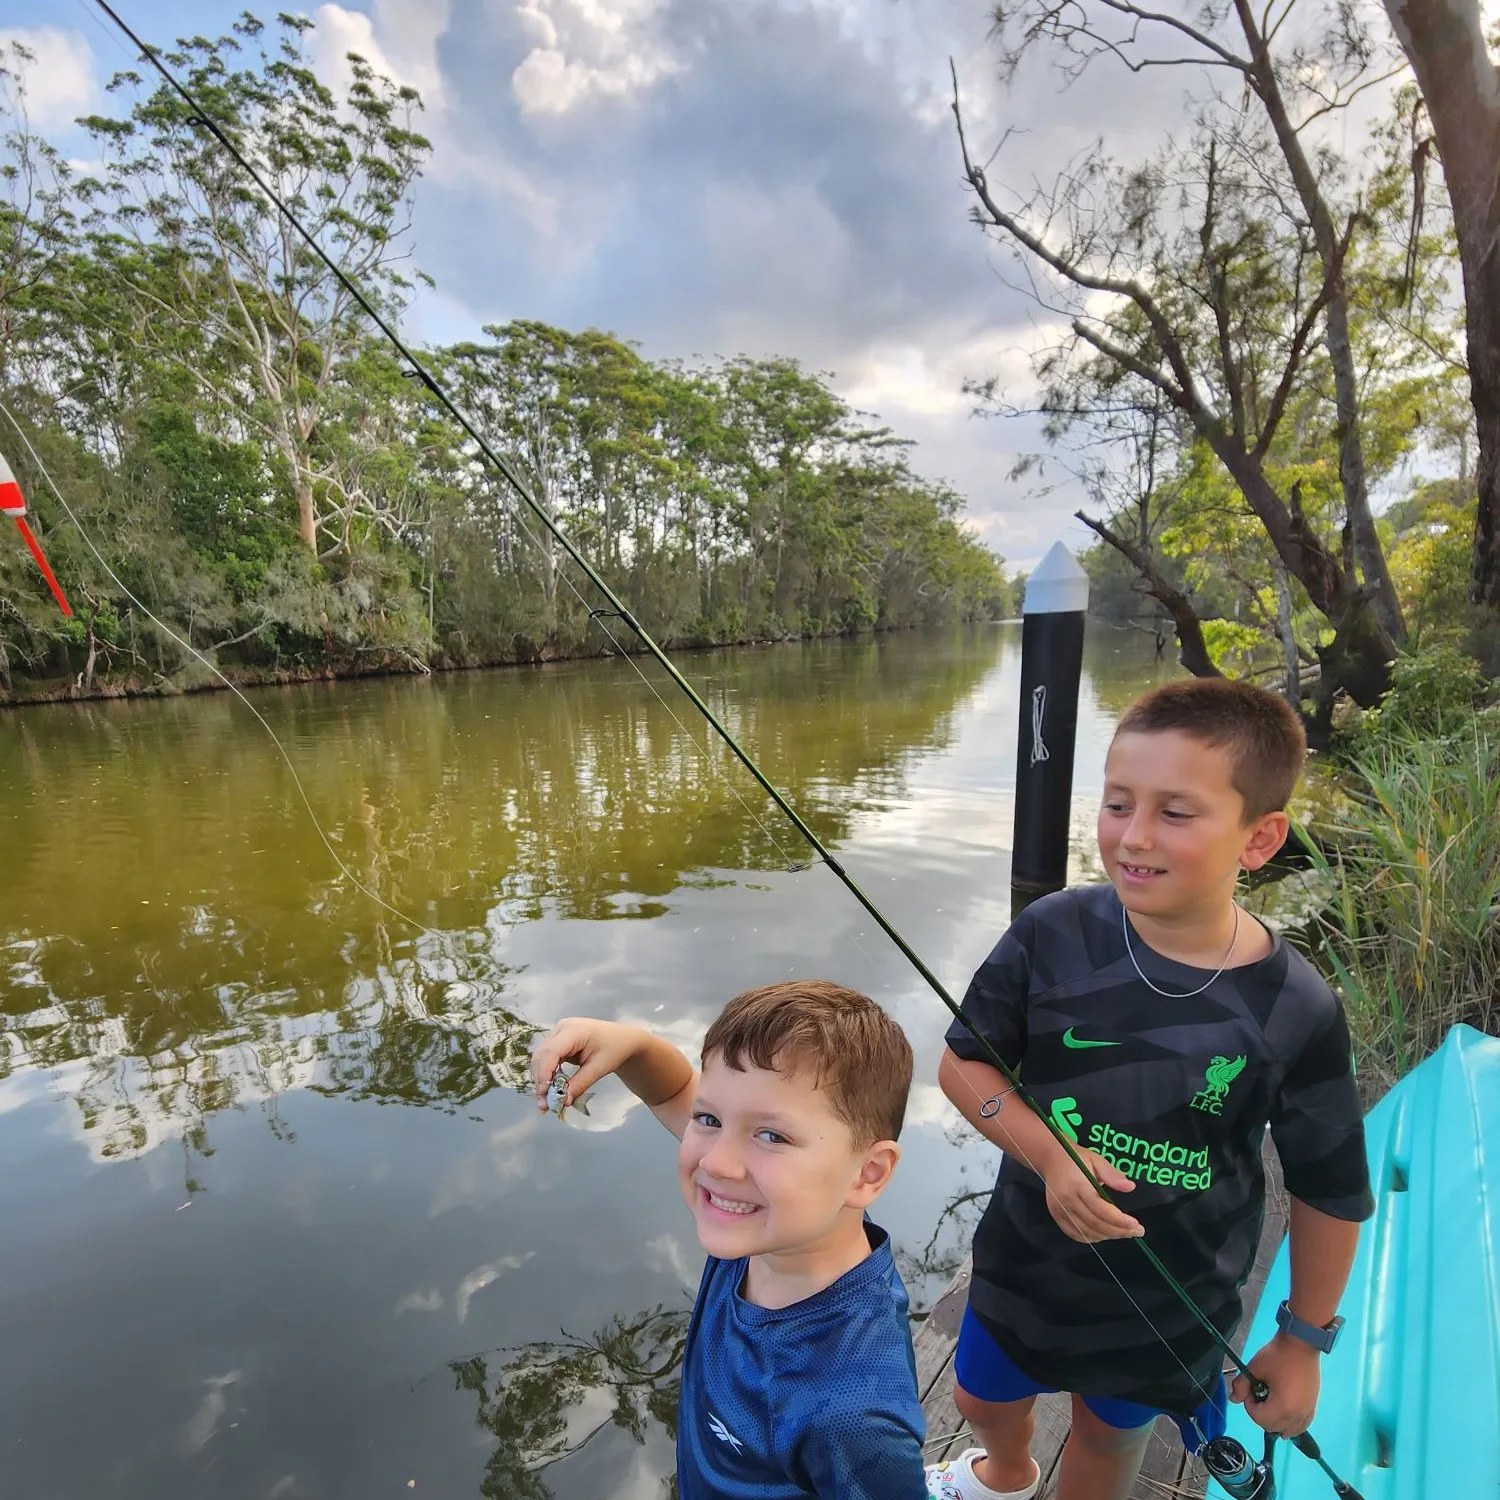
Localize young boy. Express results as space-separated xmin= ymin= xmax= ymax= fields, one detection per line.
xmin=529 ymin=980 xmax=929 ymax=1499
xmin=929 ymin=678 xmax=1374 ymax=1500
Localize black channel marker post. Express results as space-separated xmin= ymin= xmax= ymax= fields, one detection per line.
xmin=1010 ymin=542 xmax=1090 ymax=918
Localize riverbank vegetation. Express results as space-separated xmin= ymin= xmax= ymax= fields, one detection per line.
xmin=1303 ymin=647 xmax=1500 ymax=1093
xmin=0 ymin=25 xmax=1012 ymax=706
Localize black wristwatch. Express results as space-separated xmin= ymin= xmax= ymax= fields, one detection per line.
xmin=1275 ymin=1299 xmax=1344 ymax=1353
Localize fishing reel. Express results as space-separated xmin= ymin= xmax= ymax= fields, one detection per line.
xmin=1202 ymin=1428 xmax=1365 ymax=1500
xmin=1202 ymin=1436 xmax=1276 ymax=1500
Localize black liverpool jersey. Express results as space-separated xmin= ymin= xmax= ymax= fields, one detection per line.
xmin=947 ymin=883 xmax=1373 ymax=1412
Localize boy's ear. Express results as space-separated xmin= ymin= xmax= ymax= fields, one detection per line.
xmin=1239 ymin=810 xmax=1289 ymax=873
xmin=847 ymin=1141 xmax=900 ymax=1208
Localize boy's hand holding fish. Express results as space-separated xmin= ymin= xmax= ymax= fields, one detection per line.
xmin=530 ymin=1016 xmax=697 ymax=1135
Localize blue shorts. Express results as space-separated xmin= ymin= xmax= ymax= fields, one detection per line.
xmin=953 ymin=1306 xmax=1227 ymax=1454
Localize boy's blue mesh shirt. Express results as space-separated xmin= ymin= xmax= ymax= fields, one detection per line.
xmin=675 ymin=1221 xmax=926 ymax=1499
xmin=948 ymin=884 xmax=1373 ymax=1414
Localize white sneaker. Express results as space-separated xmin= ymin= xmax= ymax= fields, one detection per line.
xmin=925 ymin=1448 xmax=1041 ymax=1500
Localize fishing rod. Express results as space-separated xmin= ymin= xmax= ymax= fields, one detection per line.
xmin=86 ymin=7 xmax=1364 ymax=1492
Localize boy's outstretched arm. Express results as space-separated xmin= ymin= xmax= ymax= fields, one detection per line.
xmin=1231 ymin=1197 xmax=1361 ymax=1436
xmin=531 ymin=1018 xmax=697 ymax=1139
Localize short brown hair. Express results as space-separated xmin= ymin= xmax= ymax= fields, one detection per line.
xmin=1113 ymin=677 xmax=1306 ymax=819
xmin=701 ymin=980 xmax=913 ymax=1144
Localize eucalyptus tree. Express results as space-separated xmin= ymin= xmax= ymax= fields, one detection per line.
xmin=78 ymin=12 xmax=430 ymax=555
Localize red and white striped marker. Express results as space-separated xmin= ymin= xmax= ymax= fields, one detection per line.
xmin=1 ymin=451 xmax=72 ymax=616
xmin=0 ymin=451 xmax=24 ymax=518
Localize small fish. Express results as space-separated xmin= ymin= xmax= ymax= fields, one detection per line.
xmin=546 ymin=1065 xmax=591 ymax=1118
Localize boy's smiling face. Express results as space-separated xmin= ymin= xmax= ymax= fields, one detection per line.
xmin=1098 ymin=729 xmax=1288 ymax=922
xmin=677 ymin=1053 xmax=897 ymax=1263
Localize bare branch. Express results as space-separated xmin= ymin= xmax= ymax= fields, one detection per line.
xmin=1076 ymin=507 xmax=1223 ymax=676
xmin=1254 ymin=215 xmax=1356 ymax=458
xmin=1297 ymin=63 xmax=1410 ymax=128
xmin=1069 ymin=320 xmax=1191 ymax=413
xmin=207 ymin=617 xmax=273 ymax=652
xmin=953 ymin=63 xmax=1211 ymax=418
xmin=1007 ymin=0 xmax=1251 ymax=73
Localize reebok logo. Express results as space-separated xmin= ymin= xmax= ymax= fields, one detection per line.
xmin=1062 ymin=1027 xmax=1121 ymax=1050
xmin=707 ymin=1413 xmax=743 ymax=1453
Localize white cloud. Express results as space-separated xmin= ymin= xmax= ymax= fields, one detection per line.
xmin=841 ymin=322 xmax=1060 ymax=425
xmin=394 ymin=1287 xmax=445 ymax=1314
xmin=311 ymin=1 xmax=448 ymax=106
xmin=644 ymin=1232 xmax=698 ymax=1289
xmin=510 ymin=0 xmax=680 ymax=118
xmin=312 ymin=2 xmax=558 ymax=232
xmin=0 ymin=28 xmax=96 ymax=129
xmin=843 ymin=347 xmax=964 ymax=421
xmin=455 ymin=1251 xmax=534 ymax=1322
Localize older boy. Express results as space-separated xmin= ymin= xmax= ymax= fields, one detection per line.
xmin=531 ymin=980 xmax=927 ymax=1500
xmin=930 ymin=679 xmax=1374 ymax=1500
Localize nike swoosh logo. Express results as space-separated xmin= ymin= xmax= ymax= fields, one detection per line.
xmin=1063 ymin=1028 xmax=1122 ymax=1050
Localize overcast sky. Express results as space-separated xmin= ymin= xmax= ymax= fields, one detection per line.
xmin=0 ymin=0 xmax=1366 ymax=567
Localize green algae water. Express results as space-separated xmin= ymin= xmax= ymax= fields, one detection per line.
xmin=0 ymin=625 xmax=1177 ymax=1500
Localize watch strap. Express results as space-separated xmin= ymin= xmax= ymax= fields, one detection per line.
xmin=1275 ymin=1299 xmax=1343 ymax=1353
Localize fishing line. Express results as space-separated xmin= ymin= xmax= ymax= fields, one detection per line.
xmin=82 ymin=10 xmax=1367 ymax=1490
xmin=0 ymin=400 xmax=439 ymax=942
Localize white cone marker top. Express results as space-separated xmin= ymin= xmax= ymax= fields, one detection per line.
xmin=0 ymin=452 xmax=25 ymax=517
xmin=1022 ymin=540 xmax=1089 ymax=615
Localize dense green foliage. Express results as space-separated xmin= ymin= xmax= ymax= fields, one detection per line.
xmin=0 ymin=23 xmax=1010 ymax=702
xmin=1307 ymin=648 xmax=1500 ymax=1090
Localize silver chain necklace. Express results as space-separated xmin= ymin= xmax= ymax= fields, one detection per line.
xmin=1122 ymin=901 xmax=1240 ymax=998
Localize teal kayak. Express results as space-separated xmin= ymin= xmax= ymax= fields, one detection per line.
xmin=1224 ymin=1023 xmax=1500 ymax=1497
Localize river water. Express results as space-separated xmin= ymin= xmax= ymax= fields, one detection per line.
xmin=1 ymin=623 xmax=1180 ymax=1500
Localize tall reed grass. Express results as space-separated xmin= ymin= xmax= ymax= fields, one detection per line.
xmin=1305 ymin=714 xmax=1500 ymax=1097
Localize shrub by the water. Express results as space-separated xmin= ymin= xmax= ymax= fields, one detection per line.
xmin=1308 ymin=649 xmax=1500 ymax=1095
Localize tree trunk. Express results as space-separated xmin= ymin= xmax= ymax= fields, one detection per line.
xmin=1383 ymin=0 xmax=1500 ymax=609
xmin=1324 ymin=294 xmax=1408 ymax=635
xmin=295 ymin=470 xmax=317 ymax=551
xmin=1235 ymin=0 xmax=1407 ymax=642
xmin=1273 ymin=555 xmax=1301 ymax=706
xmin=1312 ymin=593 xmax=1394 ymax=737
xmin=82 ymin=599 xmax=101 ymax=696
xmin=1213 ymin=449 xmax=1396 ymax=704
